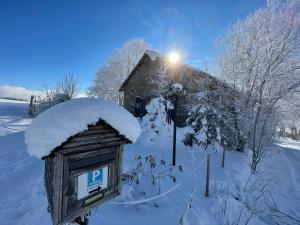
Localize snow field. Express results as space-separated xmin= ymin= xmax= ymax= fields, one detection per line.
xmin=0 ymin=98 xmax=299 ymax=225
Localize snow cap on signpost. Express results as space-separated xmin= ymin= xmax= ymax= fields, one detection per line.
xmin=25 ymin=98 xmax=141 ymax=159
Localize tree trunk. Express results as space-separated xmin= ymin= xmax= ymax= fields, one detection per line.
xmin=232 ymin=105 xmax=245 ymax=152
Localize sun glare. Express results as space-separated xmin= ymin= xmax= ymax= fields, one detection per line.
xmin=168 ymin=51 xmax=180 ymax=63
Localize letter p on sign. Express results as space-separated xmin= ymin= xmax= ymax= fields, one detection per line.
xmin=87 ymin=168 xmax=103 ymax=187
xmin=93 ymin=170 xmax=100 ymax=182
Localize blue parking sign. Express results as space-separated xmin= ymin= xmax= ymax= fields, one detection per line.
xmin=77 ymin=166 xmax=108 ymax=200
xmin=88 ymin=169 xmax=103 ymax=187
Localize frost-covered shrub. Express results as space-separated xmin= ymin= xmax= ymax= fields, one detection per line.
xmin=183 ymin=105 xmax=221 ymax=149
xmin=31 ymin=73 xmax=79 ymax=116
xmin=122 ymin=154 xmax=143 ymax=185
xmin=122 ymin=154 xmax=183 ymax=206
xmin=35 ymin=93 xmax=69 ymax=116
xmin=212 ymin=175 xmax=271 ymax=225
xmin=140 ymin=97 xmax=174 ymax=142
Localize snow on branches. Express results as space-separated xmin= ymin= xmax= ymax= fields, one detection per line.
xmin=216 ymin=0 xmax=300 ymax=171
xmin=88 ymin=39 xmax=148 ymax=102
xmin=183 ymin=104 xmax=222 ymax=149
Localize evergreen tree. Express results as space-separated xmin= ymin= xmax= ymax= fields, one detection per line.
xmin=183 ymin=104 xmax=222 ymax=149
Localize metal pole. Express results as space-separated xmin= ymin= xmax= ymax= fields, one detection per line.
xmin=205 ymin=153 xmax=210 ymax=197
xmin=172 ymin=96 xmax=177 ymax=166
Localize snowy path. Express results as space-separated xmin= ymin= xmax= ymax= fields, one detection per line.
xmin=284 ymin=147 xmax=300 ymax=185
xmin=0 ymin=100 xmax=50 ymax=225
xmin=260 ymin=139 xmax=300 ymax=224
xmin=0 ymin=99 xmax=299 ymax=225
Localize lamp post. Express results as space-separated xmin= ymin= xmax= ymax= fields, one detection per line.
xmin=171 ymin=92 xmax=178 ymax=166
xmin=167 ymin=51 xmax=181 ymax=167
xmin=169 ymin=83 xmax=183 ymax=166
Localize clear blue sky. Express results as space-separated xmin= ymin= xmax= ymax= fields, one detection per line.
xmin=0 ymin=0 xmax=265 ymax=92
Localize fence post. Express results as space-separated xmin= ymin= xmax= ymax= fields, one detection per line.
xmin=221 ymin=147 xmax=225 ymax=168
xmin=28 ymin=95 xmax=35 ymax=117
xmin=205 ymin=153 xmax=211 ymax=197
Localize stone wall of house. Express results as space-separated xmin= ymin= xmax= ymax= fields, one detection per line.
xmin=122 ymin=55 xmax=161 ymax=115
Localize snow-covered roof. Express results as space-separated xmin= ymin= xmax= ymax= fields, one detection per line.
xmin=25 ymin=98 xmax=141 ymax=159
xmin=145 ymin=50 xmax=161 ymax=61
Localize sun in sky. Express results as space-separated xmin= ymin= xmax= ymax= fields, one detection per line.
xmin=168 ymin=51 xmax=180 ymax=64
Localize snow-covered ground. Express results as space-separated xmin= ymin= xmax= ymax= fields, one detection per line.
xmin=0 ymin=99 xmax=299 ymax=225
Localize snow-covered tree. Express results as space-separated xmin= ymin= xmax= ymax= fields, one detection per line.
xmin=216 ymin=0 xmax=300 ymax=171
xmin=183 ymin=101 xmax=222 ymax=149
xmin=154 ymin=62 xmax=169 ymax=96
xmin=278 ymin=92 xmax=300 ymax=138
xmin=88 ymin=39 xmax=148 ymax=102
xmin=32 ymin=73 xmax=79 ymax=116
xmin=55 ymin=73 xmax=78 ymax=100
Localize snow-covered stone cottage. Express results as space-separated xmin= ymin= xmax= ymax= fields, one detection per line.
xmin=119 ymin=50 xmax=230 ymax=126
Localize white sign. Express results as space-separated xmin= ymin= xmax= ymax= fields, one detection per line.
xmin=77 ymin=166 xmax=108 ymax=200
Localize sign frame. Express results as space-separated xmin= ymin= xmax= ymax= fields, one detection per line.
xmin=43 ymin=120 xmax=129 ymax=225
xmin=46 ymin=145 xmax=123 ymax=225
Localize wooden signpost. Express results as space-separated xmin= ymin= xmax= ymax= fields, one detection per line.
xmin=43 ymin=120 xmax=130 ymax=225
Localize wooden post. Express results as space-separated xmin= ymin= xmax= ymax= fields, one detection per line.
xmin=28 ymin=95 xmax=35 ymax=117
xmin=221 ymin=147 xmax=225 ymax=168
xmin=205 ymin=153 xmax=210 ymax=197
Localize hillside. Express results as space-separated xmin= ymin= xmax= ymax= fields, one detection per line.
xmin=0 ymin=85 xmax=41 ymax=102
